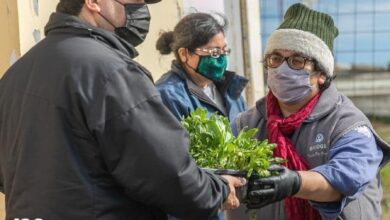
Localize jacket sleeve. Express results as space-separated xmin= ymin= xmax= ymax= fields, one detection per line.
xmin=157 ymin=87 xmax=190 ymax=121
xmin=89 ymin=67 xmax=229 ymax=219
xmin=311 ymin=126 xmax=383 ymax=219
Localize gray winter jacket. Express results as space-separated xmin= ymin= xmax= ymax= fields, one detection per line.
xmin=229 ymin=84 xmax=390 ymax=220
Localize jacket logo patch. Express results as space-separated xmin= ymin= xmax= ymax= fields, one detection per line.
xmin=308 ymin=133 xmax=327 ymax=158
xmin=315 ymin=133 xmax=324 ymax=143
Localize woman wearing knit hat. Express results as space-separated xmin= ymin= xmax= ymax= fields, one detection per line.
xmin=229 ymin=3 xmax=390 ymax=220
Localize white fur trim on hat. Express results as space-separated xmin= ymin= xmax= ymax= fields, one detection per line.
xmin=264 ymin=29 xmax=334 ymax=77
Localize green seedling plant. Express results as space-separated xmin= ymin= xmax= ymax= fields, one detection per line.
xmin=181 ymin=108 xmax=284 ymax=177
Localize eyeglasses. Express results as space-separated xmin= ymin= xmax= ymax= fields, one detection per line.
xmin=195 ymin=47 xmax=231 ymax=58
xmin=265 ymin=53 xmax=314 ymax=70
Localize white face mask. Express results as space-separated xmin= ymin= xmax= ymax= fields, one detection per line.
xmin=267 ymin=62 xmax=315 ymax=104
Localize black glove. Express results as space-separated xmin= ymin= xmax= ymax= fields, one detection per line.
xmin=246 ymin=164 xmax=301 ymax=209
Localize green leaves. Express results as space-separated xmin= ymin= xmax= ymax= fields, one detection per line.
xmin=181 ymin=108 xmax=284 ymax=177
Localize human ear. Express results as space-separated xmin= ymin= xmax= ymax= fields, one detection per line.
xmin=318 ymin=74 xmax=326 ymax=86
xmin=178 ymin=48 xmax=188 ymax=63
xmin=84 ymin=0 xmax=101 ymax=13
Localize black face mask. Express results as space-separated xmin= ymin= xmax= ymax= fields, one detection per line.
xmin=100 ymin=1 xmax=151 ymax=46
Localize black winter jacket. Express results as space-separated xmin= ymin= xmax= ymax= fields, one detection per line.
xmin=0 ymin=12 xmax=228 ymax=220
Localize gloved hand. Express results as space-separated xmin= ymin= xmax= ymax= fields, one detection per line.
xmin=246 ymin=164 xmax=301 ymax=209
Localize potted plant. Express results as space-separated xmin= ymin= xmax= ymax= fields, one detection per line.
xmin=181 ymin=108 xmax=284 ymax=203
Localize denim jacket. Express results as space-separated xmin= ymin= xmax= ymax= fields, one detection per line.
xmin=156 ymin=61 xmax=248 ymax=121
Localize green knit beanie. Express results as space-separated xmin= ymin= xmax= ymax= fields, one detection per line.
xmin=264 ymin=3 xmax=339 ymax=76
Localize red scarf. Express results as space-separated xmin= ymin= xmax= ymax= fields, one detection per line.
xmin=266 ymin=91 xmax=322 ymax=220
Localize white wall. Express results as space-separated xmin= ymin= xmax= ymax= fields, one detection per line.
xmin=241 ymin=0 xmax=265 ymax=105
xmin=17 ymin=0 xmax=59 ymax=55
xmin=0 ymin=194 xmax=4 ymax=220
xmin=0 ymin=0 xmax=20 ymax=78
xmin=183 ymin=0 xmax=224 ymax=13
xmin=135 ymin=0 xmax=183 ymax=81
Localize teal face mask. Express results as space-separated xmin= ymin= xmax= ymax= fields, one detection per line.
xmin=196 ymin=55 xmax=228 ymax=81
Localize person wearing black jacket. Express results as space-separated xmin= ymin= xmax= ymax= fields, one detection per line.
xmin=0 ymin=0 xmax=247 ymax=219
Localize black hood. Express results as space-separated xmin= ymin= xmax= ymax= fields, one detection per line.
xmin=44 ymin=12 xmax=139 ymax=58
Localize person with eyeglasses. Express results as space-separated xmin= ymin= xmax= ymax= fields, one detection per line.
xmin=155 ymin=12 xmax=248 ymax=123
xmin=228 ymin=3 xmax=390 ymax=220
xmin=154 ymin=12 xmax=248 ymax=220
xmin=0 ymin=1 xmax=247 ymax=219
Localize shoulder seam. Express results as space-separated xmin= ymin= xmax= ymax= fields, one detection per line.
xmin=90 ymin=94 xmax=161 ymax=130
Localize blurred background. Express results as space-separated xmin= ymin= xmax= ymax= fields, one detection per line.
xmin=0 ymin=0 xmax=389 ymax=219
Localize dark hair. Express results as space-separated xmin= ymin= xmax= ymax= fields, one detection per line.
xmin=156 ymin=13 xmax=228 ymax=60
xmin=56 ymin=0 xmax=85 ymax=16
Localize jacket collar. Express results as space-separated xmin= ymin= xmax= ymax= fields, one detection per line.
xmin=170 ymin=60 xmax=248 ymax=100
xmin=306 ymin=84 xmax=340 ymax=121
xmin=256 ymin=84 xmax=340 ymax=121
xmin=44 ymin=12 xmax=138 ymax=58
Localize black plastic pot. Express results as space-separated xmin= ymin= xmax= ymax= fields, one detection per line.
xmin=202 ymin=168 xmax=248 ymax=202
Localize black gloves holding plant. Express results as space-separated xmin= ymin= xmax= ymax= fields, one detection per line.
xmin=245 ymin=165 xmax=301 ymax=209
xmin=181 ymin=109 xmax=293 ymax=209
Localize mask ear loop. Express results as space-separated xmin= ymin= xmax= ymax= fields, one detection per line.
xmin=97 ymin=0 xmax=126 ymax=29
xmin=98 ymin=12 xmax=117 ymax=29
xmin=183 ymin=49 xmax=200 ymax=73
xmin=318 ymin=73 xmax=334 ymax=91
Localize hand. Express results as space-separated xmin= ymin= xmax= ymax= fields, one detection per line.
xmin=246 ymin=165 xmax=301 ymax=209
xmin=220 ymin=175 xmax=247 ymax=210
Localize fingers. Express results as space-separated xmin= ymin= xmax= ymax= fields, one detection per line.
xmin=226 ymin=176 xmax=240 ymax=209
xmin=222 ymin=186 xmax=240 ymax=210
xmin=221 ymin=175 xmax=246 ymax=210
xmin=250 ymin=174 xmax=279 ymax=189
xmin=267 ymin=164 xmax=284 ymax=172
xmin=252 ymin=177 xmax=277 ymax=186
xmin=223 ymin=198 xmax=240 ymax=210
xmin=246 ymin=188 xmax=276 ymax=210
xmin=221 ymin=175 xmax=247 ymax=187
xmin=249 ymin=188 xmax=275 ymax=197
